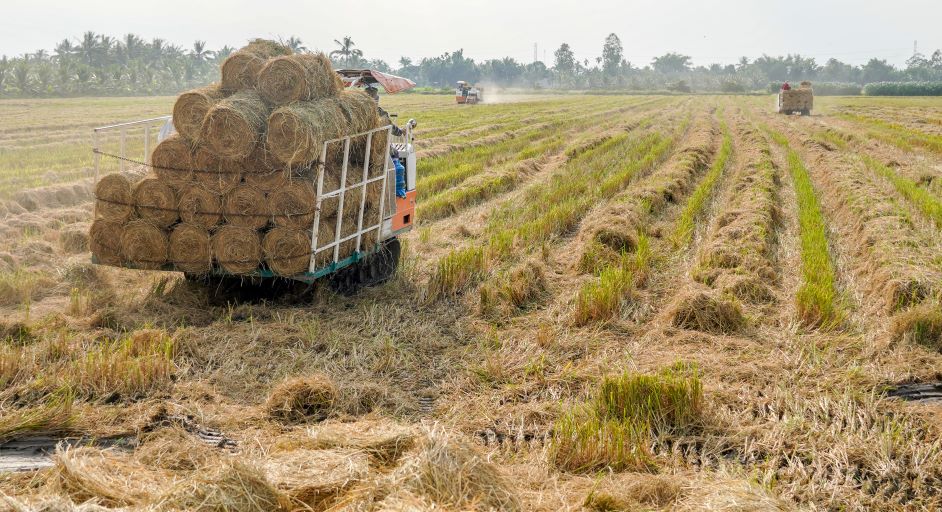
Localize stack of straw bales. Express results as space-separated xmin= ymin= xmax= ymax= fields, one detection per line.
xmin=90 ymin=39 xmax=389 ymax=277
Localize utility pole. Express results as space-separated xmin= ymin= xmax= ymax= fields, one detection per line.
xmin=534 ymin=43 xmax=538 ymax=63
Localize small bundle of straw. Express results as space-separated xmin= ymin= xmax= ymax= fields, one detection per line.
xmin=169 ymin=223 xmax=212 ymax=274
xmin=267 ymin=98 xmax=350 ymax=166
xmin=151 ymin=134 xmax=194 ymax=186
xmin=243 ymin=143 xmax=280 ymax=176
xmin=257 ymin=53 xmax=343 ymax=105
xmin=212 ymin=225 xmax=261 ymax=274
xmin=94 ymin=173 xmax=134 ymax=222
xmin=269 ymin=180 xmax=317 ymax=229
xmin=193 ymin=148 xmax=243 ymax=194
xmin=172 ymin=84 xmax=227 ymax=142
xmin=90 ymin=219 xmax=124 ymax=265
xmin=263 ymin=227 xmax=311 ymax=275
xmin=121 ymin=220 xmax=168 ymax=270
xmin=338 ymin=90 xmax=380 ymax=134
xmin=224 ymin=184 xmax=269 ymax=229
xmin=202 ymin=90 xmax=270 ymax=160
xmin=132 ymin=176 xmax=178 ymax=227
xmin=220 ymin=39 xmax=292 ymax=92
xmin=177 ymin=187 xmax=222 ymax=227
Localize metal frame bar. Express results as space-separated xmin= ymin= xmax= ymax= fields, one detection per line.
xmin=92 ymin=115 xmax=171 ymax=178
xmin=309 ymin=125 xmax=393 ymax=274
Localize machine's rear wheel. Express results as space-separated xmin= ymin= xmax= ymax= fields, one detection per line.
xmin=329 ymin=238 xmax=401 ymax=295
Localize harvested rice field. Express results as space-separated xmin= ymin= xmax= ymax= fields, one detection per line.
xmin=3 ymin=93 xmax=942 ymax=511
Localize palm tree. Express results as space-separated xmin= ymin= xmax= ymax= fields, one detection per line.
xmin=79 ymin=31 xmax=98 ymax=65
xmin=191 ymin=40 xmax=212 ymax=63
xmin=123 ymin=33 xmax=143 ymax=60
xmin=285 ymin=36 xmax=306 ymax=53
xmin=214 ymin=45 xmax=234 ymax=63
xmin=54 ymin=39 xmax=74 ymax=61
xmin=329 ymin=36 xmax=362 ymax=67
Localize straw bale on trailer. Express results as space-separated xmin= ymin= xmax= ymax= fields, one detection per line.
xmin=263 ymin=227 xmax=312 ymax=276
xmin=212 ymin=225 xmax=262 ymax=274
xmin=94 ymin=173 xmax=134 ymax=222
xmin=267 ymin=98 xmax=351 ymax=166
xmin=151 ymin=134 xmax=194 ymax=187
xmin=90 ymin=219 xmax=123 ymax=265
xmin=192 ymin=147 xmax=244 ymax=194
xmin=202 ymin=90 xmax=270 ymax=160
xmin=131 ymin=176 xmax=178 ymax=227
xmin=224 ymin=184 xmax=269 ymax=229
xmin=169 ymin=223 xmax=212 ymax=274
xmin=173 ymin=84 xmax=226 ymax=142
xmin=244 ymin=168 xmax=290 ymax=192
xmin=257 ymin=53 xmax=343 ymax=105
xmin=220 ymin=39 xmax=292 ymax=92
xmin=177 ymin=187 xmax=222 ymax=227
xmin=121 ymin=220 xmax=168 ymax=270
xmin=269 ymin=180 xmax=318 ymax=229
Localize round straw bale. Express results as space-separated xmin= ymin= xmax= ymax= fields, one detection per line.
xmin=169 ymin=223 xmax=212 ymax=274
xmin=266 ymin=98 xmax=350 ymax=166
xmin=243 ymin=143 xmax=279 ymax=175
xmin=270 ymin=180 xmax=317 ymax=229
xmin=177 ymin=187 xmax=222 ymax=228
xmin=121 ymin=220 xmax=168 ymax=270
xmin=173 ymin=84 xmax=226 ymax=142
xmin=202 ymin=90 xmax=269 ymax=160
xmin=192 ymin=148 xmax=243 ymax=194
xmin=257 ymin=53 xmax=341 ymax=105
xmin=212 ymin=225 xmax=261 ymax=274
xmin=95 ymin=173 xmax=134 ymax=222
xmin=338 ymin=90 xmax=380 ymax=133
xmin=339 ymin=180 xmax=384 ymax=218
xmin=244 ymin=169 xmax=289 ymax=192
xmin=89 ymin=219 xmax=123 ymax=265
xmin=263 ymin=227 xmax=312 ymax=276
xmin=151 ymin=134 xmax=194 ymax=186
xmin=220 ymin=39 xmax=292 ymax=92
xmin=224 ymin=184 xmax=269 ymax=229
xmin=131 ymin=176 xmax=178 ymax=228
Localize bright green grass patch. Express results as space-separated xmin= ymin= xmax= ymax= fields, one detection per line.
xmin=671 ymin=122 xmax=733 ymax=248
xmin=772 ymin=134 xmax=843 ymax=328
xmin=549 ymin=364 xmax=703 ymax=473
xmin=839 ymin=113 xmax=942 ymax=155
xmin=859 ymin=154 xmax=942 ymax=228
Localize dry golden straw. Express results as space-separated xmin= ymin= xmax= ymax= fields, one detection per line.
xmin=212 ymin=225 xmax=261 ymax=274
xmin=177 ymin=187 xmax=222 ymax=227
xmin=202 ymin=90 xmax=270 ymax=160
xmin=172 ymin=84 xmax=226 ymax=142
xmin=121 ymin=220 xmax=168 ymax=270
xmin=131 ymin=176 xmax=178 ymax=227
xmin=169 ymin=223 xmax=212 ymax=274
xmin=151 ymin=134 xmax=194 ymax=186
xmin=266 ymin=98 xmax=351 ymax=166
xmin=257 ymin=53 xmax=342 ymax=105
xmin=192 ymin=147 xmax=244 ymax=194
xmin=220 ymin=39 xmax=292 ymax=92
xmin=94 ymin=173 xmax=134 ymax=222
xmin=263 ymin=227 xmax=312 ymax=276
xmin=270 ymin=179 xmax=317 ymax=229
xmin=89 ymin=219 xmax=124 ymax=265
xmin=243 ymin=142 xmax=280 ymax=176
xmin=224 ymin=184 xmax=269 ymax=229
xmin=244 ymin=169 xmax=289 ymax=192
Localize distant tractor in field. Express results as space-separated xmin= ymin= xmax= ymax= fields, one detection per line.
xmin=777 ymin=81 xmax=813 ymax=116
xmin=455 ymin=81 xmax=484 ymax=104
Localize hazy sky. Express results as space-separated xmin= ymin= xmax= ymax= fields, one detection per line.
xmin=2 ymin=0 xmax=940 ymax=68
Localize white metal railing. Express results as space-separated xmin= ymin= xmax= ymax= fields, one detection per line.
xmin=92 ymin=116 xmax=172 ymax=182
xmin=309 ymin=124 xmax=394 ymax=273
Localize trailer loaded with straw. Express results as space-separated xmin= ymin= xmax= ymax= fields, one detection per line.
xmin=89 ymin=39 xmax=418 ymax=290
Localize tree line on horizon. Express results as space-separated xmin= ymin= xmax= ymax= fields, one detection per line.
xmin=1 ymin=32 xmax=941 ymax=98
